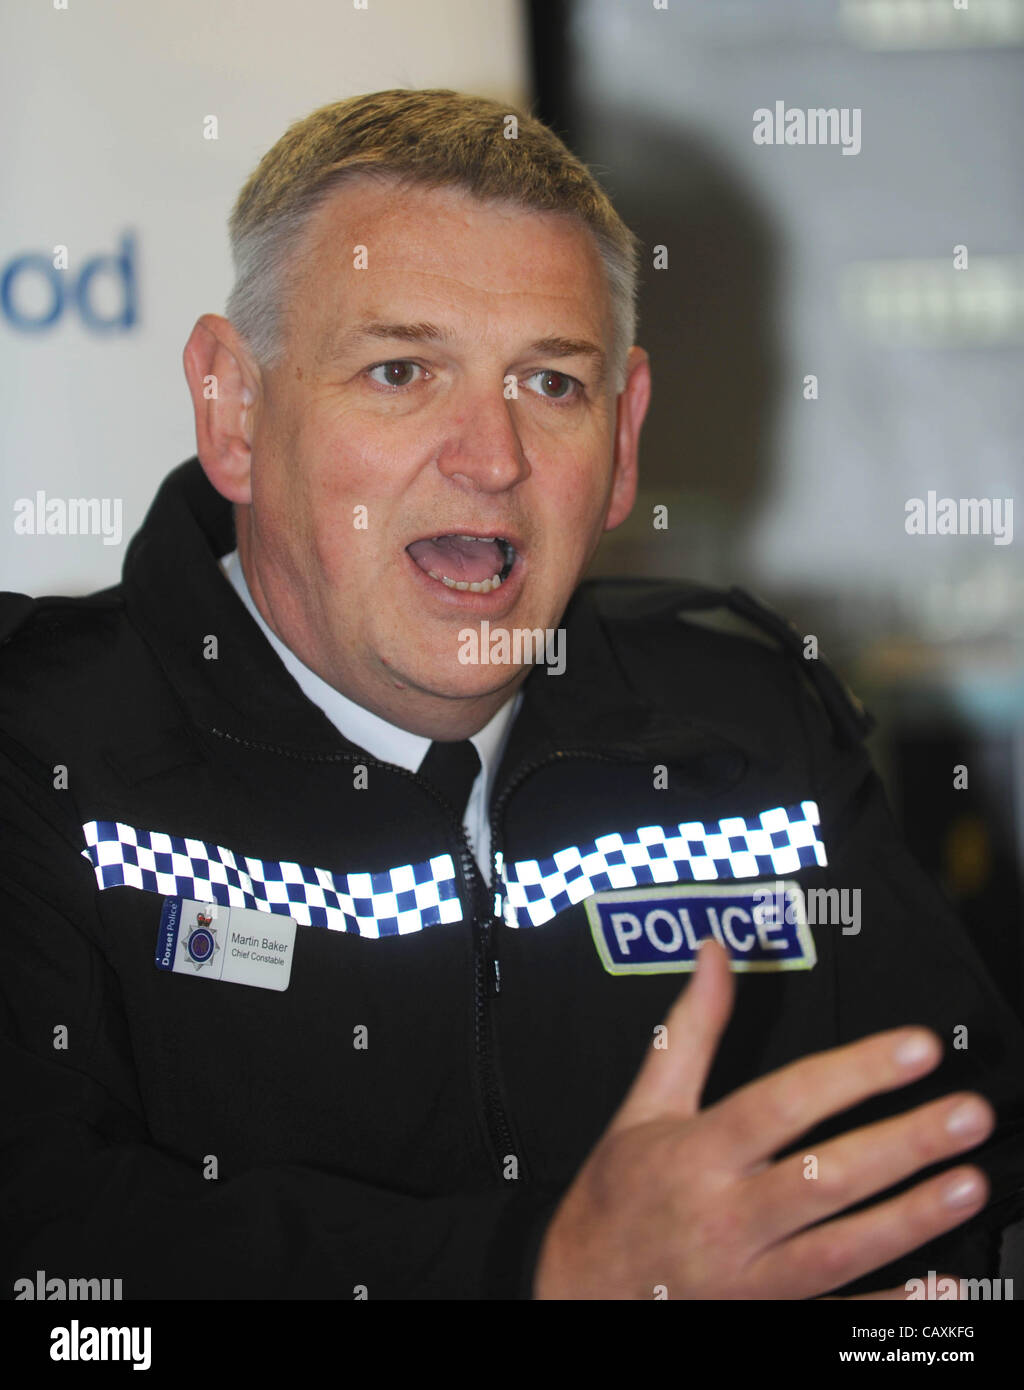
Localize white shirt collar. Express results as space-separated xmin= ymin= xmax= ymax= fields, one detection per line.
xmin=219 ymin=549 xmax=520 ymax=794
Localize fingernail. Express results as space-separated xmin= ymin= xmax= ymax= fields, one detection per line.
xmin=893 ymin=1033 xmax=936 ymax=1068
xmin=946 ymin=1100 xmax=989 ymax=1138
xmin=944 ymin=1175 xmax=983 ymax=1207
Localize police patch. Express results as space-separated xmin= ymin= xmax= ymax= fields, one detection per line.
xmin=585 ymin=881 xmax=815 ymax=974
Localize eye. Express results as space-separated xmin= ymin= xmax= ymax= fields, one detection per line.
xmin=367 ymin=360 xmax=424 ymax=388
xmin=525 ymin=369 xmax=580 ymax=401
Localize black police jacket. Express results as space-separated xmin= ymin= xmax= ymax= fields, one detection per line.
xmin=2 ymin=458 xmax=1022 ymax=1299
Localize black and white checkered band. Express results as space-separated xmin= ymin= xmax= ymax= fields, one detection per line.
xmin=80 ymin=820 xmax=463 ymax=938
xmin=82 ymin=800 xmax=825 ymax=937
xmin=494 ymin=800 xmax=827 ymax=928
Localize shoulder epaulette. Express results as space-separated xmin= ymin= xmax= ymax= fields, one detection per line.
xmin=0 ymin=588 xmax=122 ymax=649
xmin=0 ymin=592 xmax=41 ymax=646
xmin=674 ymin=583 xmax=876 ymax=748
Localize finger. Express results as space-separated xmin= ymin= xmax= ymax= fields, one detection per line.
xmin=609 ymin=937 xmax=734 ymax=1132
xmin=820 ymin=1286 xmax=906 ymax=1301
xmin=819 ymin=1286 xmax=907 ymax=1300
xmin=750 ymin=1164 xmax=989 ymax=1300
xmin=834 ymin=1273 xmax=964 ymax=1301
xmin=745 ymin=1090 xmax=995 ymax=1246
xmin=701 ymin=1024 xmax=943 ymax=1169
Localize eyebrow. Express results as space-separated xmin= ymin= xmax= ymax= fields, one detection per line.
xmin=318 ymin=321 xmax=448 ymax=362
xmin=350 ymin=320 xmax=449 ymax=346
xmin=527 ymin=336 xmax=607 ymax=376
xmin=321 ymin=321 xmax=607 ymax=380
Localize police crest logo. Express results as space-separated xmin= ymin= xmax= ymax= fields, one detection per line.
xmin=585 ymin=881 xmax=816 ymax=975
xmin=183 ymin=910 xmax=219 ymax=971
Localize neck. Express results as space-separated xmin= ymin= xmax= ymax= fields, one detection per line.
xmin=235 ymin=537 xmax=525 ymax=741
xmin=339 ymin=671 xmax=524 ymax=741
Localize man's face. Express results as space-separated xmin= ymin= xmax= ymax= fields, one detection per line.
xmin=204 ymin=178 xmax=648 ymax=735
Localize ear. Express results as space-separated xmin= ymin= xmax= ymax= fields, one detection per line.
xmin=182 ymin=314 xmax=261 ymax=504
xmin=604 ymin=346 xmax=651 ymax=532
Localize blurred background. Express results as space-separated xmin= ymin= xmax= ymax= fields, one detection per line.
xmin=2 ymin=0 xmax=1021 ymax=1014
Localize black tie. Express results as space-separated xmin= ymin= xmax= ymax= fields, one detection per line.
xmin=417 ymin=739 xmax=481 ymax=821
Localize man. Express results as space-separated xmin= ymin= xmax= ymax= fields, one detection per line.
xmin=2 ymin=89 xmax=1022 ymax=1301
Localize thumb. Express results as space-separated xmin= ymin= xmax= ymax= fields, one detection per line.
xmin=608 ymin=936 xmax=735 ymax=1133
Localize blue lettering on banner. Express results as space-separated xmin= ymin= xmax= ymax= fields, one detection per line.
xmin=1 ymin=232 xmax=138 ymax=333
xmin=155 ymin=896 xmax=182 ymax=971
xmin=586 ymin=880 xmax=815 ymax=974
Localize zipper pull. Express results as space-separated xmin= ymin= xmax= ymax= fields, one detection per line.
xmin=489 ymin=848 xmax=503 ymax=994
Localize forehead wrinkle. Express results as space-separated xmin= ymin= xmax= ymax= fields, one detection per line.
xmin=322 ymin=256 xmax=605 ymax=316
xmin=317 ymin=309 xmax=608 ymax=373
xmin=387 ymin=267 xmax=614 ymax=359
xmin=311 ymin=264 xmax=611 ymax=371
xmin=298 ymin=183 xmax=613 ymax=360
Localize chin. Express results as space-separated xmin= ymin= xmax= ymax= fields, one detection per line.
xmin=402 ymin=658 xmax=525 ymax=704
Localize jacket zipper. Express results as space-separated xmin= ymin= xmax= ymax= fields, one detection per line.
xmin=487 ymin=746 xmax=649 ymax=930
xmin=444 ymin=800 xmax=518 ymax=1177
xmin=208 ymin=727 xmax=521 ymax=1179
xmin=471 ymin=745 xmax=659 ymax=1183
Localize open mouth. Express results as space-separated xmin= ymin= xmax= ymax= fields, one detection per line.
xmin=405 ymin=534 xmax=518 ymax=594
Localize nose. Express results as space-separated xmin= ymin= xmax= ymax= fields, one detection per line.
xmin=434 ymin=383 xmax=532 ymax=494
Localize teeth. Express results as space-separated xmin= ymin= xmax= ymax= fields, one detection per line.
xmin=426 ymin=570 xmax=504 ymax=593
xmin=417 ymin=535 xmax=516 ymax=594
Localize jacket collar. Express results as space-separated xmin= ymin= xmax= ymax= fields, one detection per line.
xmin=123 ymin=458 xmax=349 ymax=754
xmin=122 ymin=459 xmax=751 ymax=779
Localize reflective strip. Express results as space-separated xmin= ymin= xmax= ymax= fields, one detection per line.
xmin=500 ymin=801 xmax=827 ymax=928
xmin=80 ymin=820 xmax=463 ymax=938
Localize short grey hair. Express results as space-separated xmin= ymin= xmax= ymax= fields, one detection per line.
xmin=225 ymin=89 xmax=640 ymax=392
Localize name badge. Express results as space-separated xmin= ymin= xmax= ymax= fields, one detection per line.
xmin=586 ymin=881 xmax=815 ymax=975
xmin=156 ymin=897 xmax=295 ymax=991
